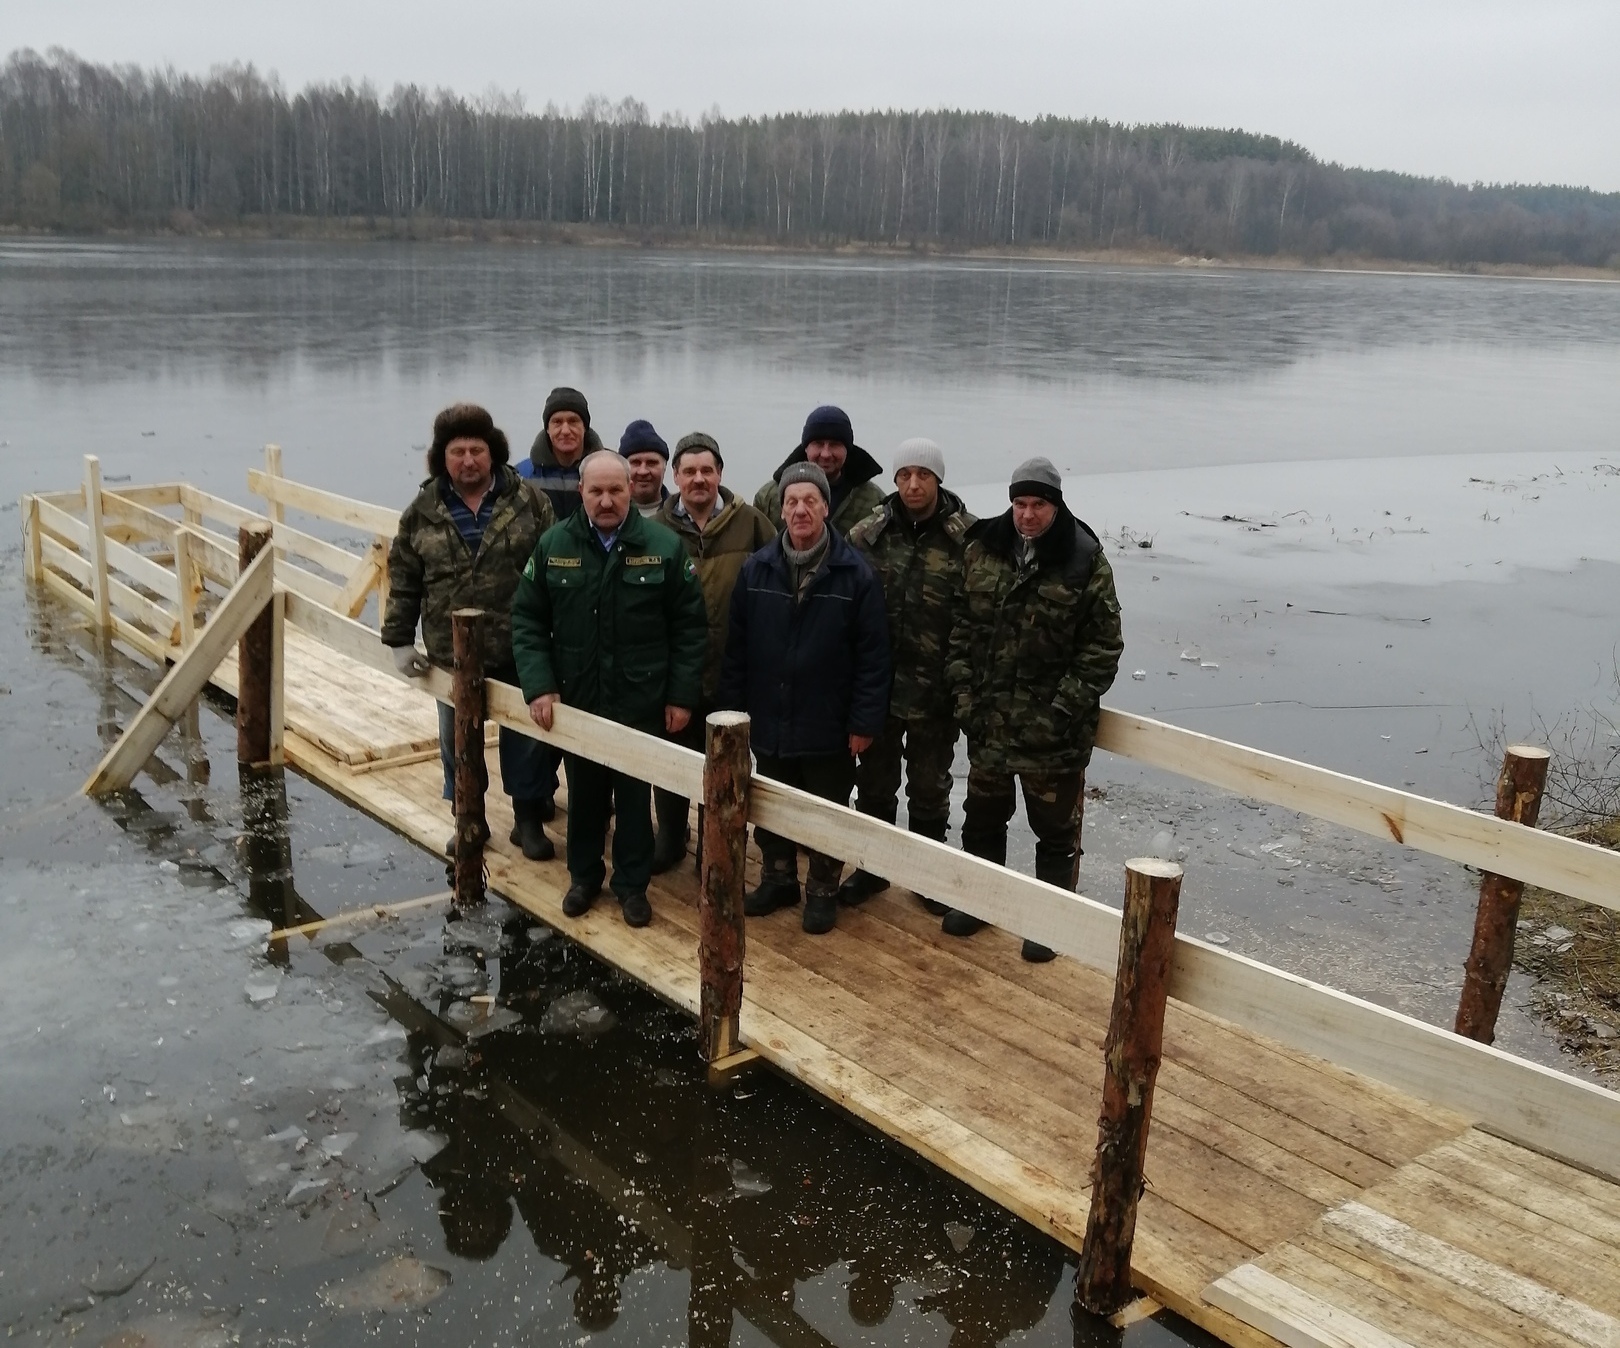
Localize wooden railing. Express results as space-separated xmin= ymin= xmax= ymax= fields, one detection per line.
xmin=24 ymin=455 xmax=1620 ymax=1188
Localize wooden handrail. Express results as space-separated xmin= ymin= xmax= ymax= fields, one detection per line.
xmin=247 ymin=468 xmax=399 ymax=536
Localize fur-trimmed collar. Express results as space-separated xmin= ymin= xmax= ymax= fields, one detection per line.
xmin=969 ymin=502 xmax=1101 ymax=576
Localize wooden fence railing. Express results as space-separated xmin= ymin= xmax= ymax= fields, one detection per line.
xmin=23 ymin=455 xmax=1620 ymax=1190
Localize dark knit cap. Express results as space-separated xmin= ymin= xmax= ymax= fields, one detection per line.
xmin=428 ymin=402 xmax=509 ymax=476
xmin=673 ymin=431 xmax=723 ymax=470
xmin=779 ymin=461 xmax=832 ymax=507
xmin=799 ymin=404 xmax=854 ymax=450
xmin=1009 ymin=456 xmax=1064 ymax=506
xmin=618 ymin=419 xmax=670 ymax=460
xmin=543 ymin=386 xmax=591 ymax=429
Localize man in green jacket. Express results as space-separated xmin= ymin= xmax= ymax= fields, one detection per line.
xmin=753 ymin=405 xmax=885 ymax=536
xmin=511 ymin=452 xmax=707 ymax=927
xmin=651 ymin=432 xmax=777 ymax=871
xmin=382 ymin=403 xmax=558 ymax=862
xmin=844 ymin=438 xmax=974 ymax=910
xmin=946 ymin=457 xmax=1123 ymax=963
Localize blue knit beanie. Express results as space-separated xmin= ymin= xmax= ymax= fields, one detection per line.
xmin=618 ymin=419 xmax=670 ymax=460
xmin=799 ymin=405 xmax=854 ymax=450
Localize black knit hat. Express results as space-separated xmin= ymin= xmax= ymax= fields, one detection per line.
xmin=618 ymin=419 xmax=670 ymax=460
xmin=799 ymin=404 xmax=854 ymax=450
xmin=543 ymin=386 xmax=591 ymax=430
xmin=1008 ymin=455 xmax=1064 ymax=506
xmin=428 ymin=403 xmax=509 ymax=477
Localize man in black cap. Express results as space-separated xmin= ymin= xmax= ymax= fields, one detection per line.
xmin=720 ymin=461 xmax=890 ymax=936
xmin=520 ymin=386 xmax=602 ymax=520
xmin=619 ymin=419 xmax=671 ymax=518
xmin=754 ymin=405 xmax=885 ymax=536
xmin=945 ymin=456 xmax=1123 ymax=962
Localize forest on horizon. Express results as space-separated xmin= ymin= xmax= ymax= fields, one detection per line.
xmin=3 ymin=48 xmax=1618 ymax=271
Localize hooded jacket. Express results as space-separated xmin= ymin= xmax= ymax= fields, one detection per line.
xmin=946 ymin=504 xmax=1123 ymax=772
xmin=752 ymin=441 xmax=886 ymax=536
xmin=518 ymin=426 xmax=605 ymax=521
xmin=382 ymin=465 xmax=555 ymax=672
xmin=848 ymin=487 xmax=976 ymax=722
xmin=656 ymin=486 xmax=778 ymax=703
xmin=718 ymin=527 xmax=890 ymax=758
xmin=510 ymin=507 xmax=707 ymax=734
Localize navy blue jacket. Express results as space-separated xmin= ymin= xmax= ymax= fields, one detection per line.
xmin=718 ymin=528 xmax=891 ymax=758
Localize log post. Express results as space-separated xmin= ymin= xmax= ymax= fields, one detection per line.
xmin=452 ymin=608 xmax=489 ymax=911
xmin=236 ymin=526 xmax=275 ymax=766
xmin=1455 ymin=745 xmax=1551 ymax=1043
xmin=699 ymin=711 xmax=751 ymax=1064
xmin=173 ymin=526 xmax=197 ymax=648
xmin=83 ymin=456 xmax=111 ymax=631
xmin=1075 ymin=858 xmax=1184 ymax=1318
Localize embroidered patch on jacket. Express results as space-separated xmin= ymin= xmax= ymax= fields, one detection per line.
xmin=547 ymin=555 xmax=583 ymax=568
xmin=624 ymin=555 xmax=661 ymax=566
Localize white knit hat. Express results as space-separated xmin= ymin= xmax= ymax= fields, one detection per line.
xmin=892 ymin=437 xmax=945 ymax=483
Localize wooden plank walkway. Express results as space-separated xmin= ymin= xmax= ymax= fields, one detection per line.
xmin=31 ymin=466 xmax=1620 ymax=1348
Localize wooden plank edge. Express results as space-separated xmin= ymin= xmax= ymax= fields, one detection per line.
xmin=1204 ymin=1263 xmax=1418 ymax=1348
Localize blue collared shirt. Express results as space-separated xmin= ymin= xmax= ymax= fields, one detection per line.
xmin=592 ymin=526 xmax=621 ymax=553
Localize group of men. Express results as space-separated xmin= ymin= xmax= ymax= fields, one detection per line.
xmin=383 ymin=392 xmax=1123 ymax=961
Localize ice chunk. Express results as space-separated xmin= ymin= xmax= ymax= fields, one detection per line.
xmin=1130 ymin=670 xmax=1147 ymax=681
xmin=287 ymin=1177 xmax=330 ymax=1205
xmin=244 ymin=973 xmax=281 ymax=1004
xmin=1204 ymin=932 xmax=1231 ymax=946
xmin=320 ymin=1131 xmax=360 ymax=1158
xmin=945 ymin=1221 xmax=974 ymax=1252
xmin=730 ymin=1158 xmax=772 ymax=1196
xmin=540 ymin=989 xmax=617 ymax=1037
xmin=318 ymin=1257 xmax=450 ymax=1312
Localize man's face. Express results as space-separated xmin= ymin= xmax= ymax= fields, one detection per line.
xmin=1012 ymin=495 xmax=1058 ymax=539
xmin=445 ymin=437 xmax=493 ymax=493
xmin=581 ymin=460 xmax=631 ymax=532
xmin=804 ymin=439 xmax=847 ymax=482
xmin=548 ymin=411 xmax=586 ymax=464
xmin=782 ymin=483 xmax=829 ymax=550
xmin=625 ymin=451 xmax=666 ymax=505
xmin=895 ymin=466 xmax=939 ymax=518
xmin=673 ymin=450 xmax=721 ymax=515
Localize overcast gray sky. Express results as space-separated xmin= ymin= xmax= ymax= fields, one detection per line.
xmin=10 ymin=0 xmax=1619 ymax=190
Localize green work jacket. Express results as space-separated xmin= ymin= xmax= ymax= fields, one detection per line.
xmin=510 ymin=508 xmax=707 ymax=734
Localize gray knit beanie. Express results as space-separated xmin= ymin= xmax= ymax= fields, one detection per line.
xmin=892 ymin=437 xmax=945 ymax=483
xmin=778 ymin=461 xmax=832 ymax=507
xmin=1009 ymin=456 xmax=1064 ymax=506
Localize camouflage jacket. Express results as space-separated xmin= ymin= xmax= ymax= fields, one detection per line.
xmin=510 ymin=508 xmax=707 ymax=733
xmin=381 ymin=466 xmax=555 ymax=673
xmin=753 ymin=442 xmax=887 ymax=536
xmin=848 ymin=488 xmax=975 ymax=721
xmin=946 ymin=506 xmax=1123 ymax=772
xmin=656 ymin=487 xmax=777 ymax=703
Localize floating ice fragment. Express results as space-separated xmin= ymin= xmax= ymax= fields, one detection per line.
xmin=401 ymin=1129 xmax=448 ymax=1163
xmin=1131 ymin=670 xmax=1147 ymax=681
xmin=730 ymin=1159 xmax=772 ymax=1196
xmin=158 ymin=860 xmax=180 ymax=873
xmin=286 ymin=1177 xmax=330 ymax=1205
xmin=1200 ymin=661 xmax=1220 ymax=670
xmin=244 ymin=974 xmax=280 ymax=1004
xmin=228 ymin=919 xmax=272 ymax=949
xmin=1204 ymin=932 xmax=1231 ymax=946
xmin=945 ymin=1221 xmax=974 ymax=1252
xmin=540 ymin=990 xmax=617 ymax=1037
xmin=1179 ymin=650 xmax=1200 ymax=662
xmin=265 ymin=1125 xmax=305 ymax=1144
xmin=321 ymin=1131 xmax=360 ymax=1158
xmin=318 ymin=1257 xmax=450 ymax=1312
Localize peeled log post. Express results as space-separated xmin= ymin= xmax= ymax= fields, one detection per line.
xmin=236 ymin=526 xmax=274 ymax=766
xmin=452 ymin=609 xmax=489 ymax=911
xmin=1075 ymin=858 xmax=1184 ymax=1319
xmin=1455 ymin=745 xmax=1551 ymax=1043
xmin=699 ymin=712 xmax=751 ymax=1064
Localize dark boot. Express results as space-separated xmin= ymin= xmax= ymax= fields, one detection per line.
xmin=802 ymin=883 xmax=839 ymax=935
xmin=562 ymin=879 xmax=601 ymax=918
xmin=620 ymin=891 xmax=652 ymax=928
xmin=650 ymin=792 xmax=691 ymax=875
xmin=1023 ymin=850 xmax=1077 ymax=963
xmin=941 ymin=908 xmax=987 ymax=938
xmin=836 ymin=869 xmax=889 ymax=907
xmin=744 ymin=869 xmax=800 ymax=918
xmin=509 ymin=798 xmax=556 ymax=862
xmin=908 ymin=816 xmax=951 ymax=914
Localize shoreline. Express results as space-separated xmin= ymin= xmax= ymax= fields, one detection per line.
xmin=4 ymin=217 xmax=1617 ymax=283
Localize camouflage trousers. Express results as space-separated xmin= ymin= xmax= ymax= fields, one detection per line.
xmin=854 ymin=715 xmax=959 ymax=834
xmin=960 ymin=766 xmax=1086 ymax=890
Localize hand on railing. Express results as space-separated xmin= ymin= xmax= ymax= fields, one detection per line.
xmin=665 ymin=705 xmax=693 ymax=734
xmin=390 ymin=645 xmax=430 ymax=679
xmin=529 ymin=693 xmax=560 ymax=731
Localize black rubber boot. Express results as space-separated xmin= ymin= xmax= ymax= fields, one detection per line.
xmin=908 ymin=816 xmax=951 ymax=914
xmin=941 ymin=908 xmax=987 ymax=937
xmin=509 ymin=798 xmax=556 ymax=862
xmin=650 ymin=794 xmax=691 ymax=875
xmin=744 ymin=870 xmax=800 ymax=918
xmin=620 ymin=891 xmax=652 ymax=928
xmin=802 ymin=883 xmax=839 ymax=935
xmin=562 ymin=879 xmax=601 ymax=918
xmin=836 ymin=869 xmax=889 ymax=907
xmin=1023 ymin=851 xmax=1077 ymax=963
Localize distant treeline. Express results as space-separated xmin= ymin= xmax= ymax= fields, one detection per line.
xmin=4 ymin=48 xmax=1619 ymax=269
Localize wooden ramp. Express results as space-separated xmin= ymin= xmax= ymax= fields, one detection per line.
xmin=27 ymin=460 xmax=1620 ymax=1348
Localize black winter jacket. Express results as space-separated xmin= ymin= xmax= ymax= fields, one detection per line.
xmin=718 ymin=528 xmax=891 ymax=758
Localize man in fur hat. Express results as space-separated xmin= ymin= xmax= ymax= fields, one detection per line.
xmin=383 ymin=403 xmax=559 ymax=862
xmin=945 ymin=457 xmax=1123 ymax=962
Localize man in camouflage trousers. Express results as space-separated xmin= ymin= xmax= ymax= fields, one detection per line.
xmin=383 ymin=403 xmax=558 ymax=862
xmin=842 ymin=438 xmax=974 ymax=911
xmin=946 ymin=457 xmax=1123 ymax=962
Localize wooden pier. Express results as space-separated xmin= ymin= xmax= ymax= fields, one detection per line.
xmin=23 ymin=455 xmax=1620 ymax=1348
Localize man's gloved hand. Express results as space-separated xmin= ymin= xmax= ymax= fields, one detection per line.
xmin=391 ymin=645 xmax=431 ymax=679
